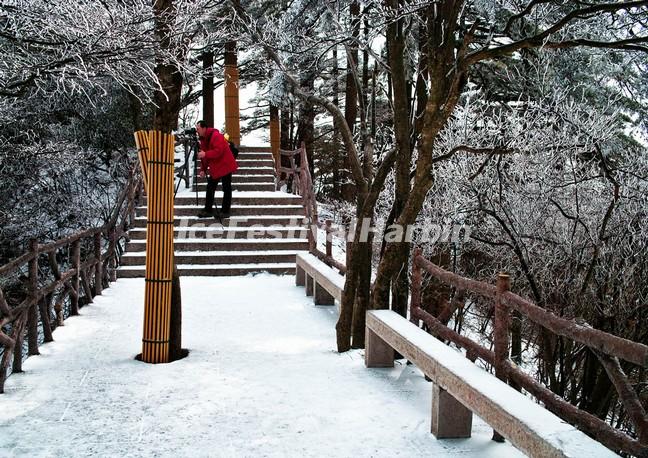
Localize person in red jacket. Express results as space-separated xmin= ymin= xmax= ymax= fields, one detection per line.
xmin=196 ymin=120 xmax=238 ymax=218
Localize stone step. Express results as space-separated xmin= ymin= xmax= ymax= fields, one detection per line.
xmin=166 ymin=193 xmax=302 ymax=206
xmin=135 ymin=204 xmax=305 ymax=217
xmin=234 ymin=166 xmax=275 ymax=176
xmin=238 ymin=146 xmax=272 ymax=153
xmin=236 ymin=152 xmax=274 ymax=160
xmin=131 ymin=215 xmax=309 ymax=228
xmin=120 ymin=250 xmax=305 ymax=266
xmin=236 ymin=159 xmax=275 ymax=168
xmin=187 ymin=174 xmax=274 ymax=184
xmin=125 ymin=238 xmax=309 ymax=252
xmin=193 ymin=182 xmax=276 ymax=192
xmin=128 ymin=226 xmax=308 ymax=240
xmin=117 ymin=263 xmax=296 ymax=278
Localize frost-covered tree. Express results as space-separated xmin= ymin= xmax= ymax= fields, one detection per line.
xmin=228 ymin=0 xmax=648 ymax=354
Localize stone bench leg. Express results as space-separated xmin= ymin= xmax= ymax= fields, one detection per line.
xmin=305 ymin=274 xmax=314 ymax=297
xmin=365 ymin=327 xmax=394 ymax=368
xmin=431 ymin=384 xmax=472 ymax=439
xmin=296 ymin=265 xmax=305 ymax=286
xmin=314 ymin=283 xmax=335 ymax=306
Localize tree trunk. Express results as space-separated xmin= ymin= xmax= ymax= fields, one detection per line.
xmin=371 ymin=2 xmax=465 ymax=311
xmin=152 ymin=0 xmax=184 ymax=358
xmin=344 ymin=0 xmax=359 ymax=131
xmin=169 ymin=265 xmax=184 ymax=361
xmin=379 ymin=0 xmax=413 ymax=315
xmin=341 ymin=0 xmax=360 ymax=201
xmin=151 ymin=1 xmax=183 ymax=133
xmin=351 ymin=237 xmax=372 ymax=347
xmin=296 ymin=71 xmax=316 ymax=166
xmin=332 ymin=42 xmax=341 ymax=199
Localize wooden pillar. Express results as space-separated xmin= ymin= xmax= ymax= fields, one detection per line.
xmin=140 ymin=130 xmax=175 ymax=364
xmin=224 ymin=42 xmax=240 ymax=145
xmin=202 ymin=51 xmax=214 ymax=127
xmin=270 ymin=104 xmax=280 ymax=174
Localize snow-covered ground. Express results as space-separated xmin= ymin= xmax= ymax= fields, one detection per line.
xmin=0 ymin=275 xmax=522 ymax=457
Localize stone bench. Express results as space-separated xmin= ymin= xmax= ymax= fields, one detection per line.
xmin=365 ymin=310 xmax=616 ymax=457
xmin=295 ymin=253 xmax=344 ymax=307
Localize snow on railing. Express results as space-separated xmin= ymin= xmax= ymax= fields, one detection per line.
xmin=410 ymin=247 xmax=648 ymax=456
xmin=0 ymin=167 xmax=143 ymax=393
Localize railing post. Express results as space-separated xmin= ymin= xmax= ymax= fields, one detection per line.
xmin=11 ymin=314 xmax=27 ymax=374
xmin=94 ymin=232 xmax=102 ymax=296
xmin=325 ymin=219 xmax=333 ymax=258
xmin=39 ymin=294 xmax=53 ymax=343
xmin=109 ymin=227 xmax=117 ymax=282
xmin=510 ymin=308 xmax=522 ymax=392
xmin=492 ymin=272 xmax=511 ymax=443
xmin=411 ymin=248 xmax=423 ymax=325
xmin=27 ymin=238 xmax=39 ymax=356
xmin=70 ymin=239 xmax=80 ymax=315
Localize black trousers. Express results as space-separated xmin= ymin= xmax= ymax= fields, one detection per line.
xmin=204 ymin=173 xmax=232 ymax=213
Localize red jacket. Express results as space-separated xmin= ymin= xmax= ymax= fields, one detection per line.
xmin=199 ymin=128 xmax=238 ymax=179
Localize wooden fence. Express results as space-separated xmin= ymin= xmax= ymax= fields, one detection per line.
xmin=276 ymin=143 xmax=346 ymax=275
xmin=0 ymin=168 xmax=143 ymax=393
xmin=409 ymin=248 xmax=648 ymax=456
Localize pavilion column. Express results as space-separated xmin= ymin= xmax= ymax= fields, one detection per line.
xmin=202 ymin=51 xmax=214 ymax=127
xmin=224 ymin=42 xmax=240 ymax=145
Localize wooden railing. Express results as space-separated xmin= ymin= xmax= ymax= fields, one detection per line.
xmin=276 ymin=143 xmax=346 ymax=275
xmin=0 ymin=167 xmax=143 ymax=393
xmin=277 ymin=143 xmax=318 ymax=250
xmin=410 ymin=247 xmax=648 ymax=456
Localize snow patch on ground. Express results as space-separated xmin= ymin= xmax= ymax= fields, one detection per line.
xmin=0 ymin=275 xmax=522 ymax=457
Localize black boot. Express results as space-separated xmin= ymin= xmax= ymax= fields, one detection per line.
xmin=197 ymin=208 xmax=213 ymax=218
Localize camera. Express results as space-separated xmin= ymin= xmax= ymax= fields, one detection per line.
xmin=183 ymin=127 xmax=197 ymax=135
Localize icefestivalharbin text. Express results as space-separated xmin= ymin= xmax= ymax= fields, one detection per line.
xmin=170 ymin=217 xmax=472 ymax=243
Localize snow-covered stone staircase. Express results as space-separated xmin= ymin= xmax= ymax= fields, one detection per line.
xmin=118 ymin=146 xmax=310 ymax=277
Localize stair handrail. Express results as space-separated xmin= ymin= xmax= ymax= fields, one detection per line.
xmin=0 ymin=164 xmax=143 ymax=393
xmin=276 ymin=143 xmax=319 ymax=251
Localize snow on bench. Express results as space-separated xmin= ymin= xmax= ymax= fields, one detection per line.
xmin=365 ymin=310 xmax=616 ymax=458
xmin=295 ymin=253 xmax=344 ymax=308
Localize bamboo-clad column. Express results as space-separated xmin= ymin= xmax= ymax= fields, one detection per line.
xmin=224 ymin=41 xmax=240 ymax=145
xmin=137 ymin=130 xmax=175 ymax=364
xmin=270 ymin=105 xmax=280 ymax=176
xmin=135 ymin=130 xmax=150 ymax=193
